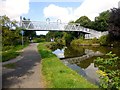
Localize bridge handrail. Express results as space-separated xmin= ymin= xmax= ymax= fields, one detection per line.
xmin=21 ymin=20 xmax=108 ymax=38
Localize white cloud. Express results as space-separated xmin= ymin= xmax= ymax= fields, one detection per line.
xmin=74 ymin=0 xmax=120 ymax=21
xmin=0 ymin=0 xmax=29 ymax=21
xmin=43 ymin=0 xmax=120 ymax=22
xmin=43 ymin=4 xmax=75 ymax=22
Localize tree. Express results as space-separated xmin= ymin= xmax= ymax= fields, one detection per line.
xmin=46 ymin=31 xmax=64 ymax=41
xmin=75 ymin=16 xmax=91 ymax=28
xmin=108 ymin=8 xmax=120 ymax=41
xmin=0 ymin=15 xmax=19 ymax=31
xmin=91 ymin=10 xmax=110 ymax=31
xmin=1 ymin=16 xmax=24 ymax=46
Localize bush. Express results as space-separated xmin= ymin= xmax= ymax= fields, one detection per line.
xmin=94 ymin=52 xmax=120 ymax=89
xmin=2 ymin=46 xmax=14 ymax=51
xmin=2 ymin=51 xmax=20 ymax=62
xmin=92 ymin=37 xmax=99 ymax=43
xmin=99 ymin=35 xmax=109 ymax=46
xmin=33 ymin=38 xmax=45 ymax=43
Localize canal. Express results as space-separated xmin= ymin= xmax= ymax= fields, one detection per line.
xmin=51 ymin=44 xmax=120 ymax=85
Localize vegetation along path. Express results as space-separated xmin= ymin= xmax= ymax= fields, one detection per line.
xmin=2 ymin=43 xmax=44 ymax=88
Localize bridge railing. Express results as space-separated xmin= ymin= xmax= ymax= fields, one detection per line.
xmin=21 ymin=20 xmax=108 ymax=39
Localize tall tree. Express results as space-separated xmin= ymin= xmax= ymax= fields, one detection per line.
xmin=75 ymin=16 xmax=91 ymax=28
xmin=1 ymin=16 xmax=22 ymax=46
xmin=108 ymin=8 xmax=120 ymax=40
xmin=93 ymin=10 xmax=110 ymax=31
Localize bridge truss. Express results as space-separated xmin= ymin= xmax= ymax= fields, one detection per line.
xmin=20 ymin=20 xmax=108 ymax=39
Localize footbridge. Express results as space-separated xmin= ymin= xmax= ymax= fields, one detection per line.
xmin=20 ymin=19 xmax=108 ymax=39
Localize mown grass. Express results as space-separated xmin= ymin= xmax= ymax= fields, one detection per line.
xmin=2 ymin=44 xmax=29 ymax=62
xmin=38 ymin=42 xmax=98 ymax=88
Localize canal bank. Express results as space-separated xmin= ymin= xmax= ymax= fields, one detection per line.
xmin=50 ymin=42 xmax=120 ymax=86
xmin=38 ymin=42 xmax=98 ymax=88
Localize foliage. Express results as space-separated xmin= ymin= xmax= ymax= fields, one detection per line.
xmin=99 ymin=35 xmax=109 ymax=46
xmin=108 ymin=8 xmax=120 ymax=41
xmin=38 ymin=42 xmax=98 ymax=88
xmin=64 ymin=32 xmax=81 ymax=46
xmin=64 ymin=32 xmax=73 ymax=45
xmin=2 ymin=50 xmax=19 ymax=62
xmin=75 ymin=16 xmax=91 ymax=28
xmin=71 ymin=38 xmax=99 ymax=46
xmin=2 ymin=26 xmax=22 ymax=46
xmin=94 ymin=52 xmax=120 ymax=89
xmin=74 ymin=11 xmax=110 ymax=31
xmin=46 ymin=31 xmax=64 ymax=41
xmin=92 ymin=10 xmax=110 ymax=31
xmin=1 ymin=16 xmax=22 ymax=46
xmin=46 ymin=42 xmax=64 ymax=51
xmin=2 ymin=44 xmax=29 ymax=62
xmin=0 ymin=15 xmax=18 ymax=28
xmin=23 ymin=30 xmax=36 ymax=39
xmin=33 ymin=38 xmax=45 ymax=43
xmin=92 ymin=37 xmax=99 ymax=44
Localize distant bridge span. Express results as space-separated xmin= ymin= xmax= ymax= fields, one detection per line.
xmin=21 ymin=20 xmax=108 ymax=39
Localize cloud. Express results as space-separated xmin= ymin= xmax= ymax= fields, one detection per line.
xmin=30 ymin=0 xmax=84 ymax=2
xmin=74 ymin=0 xmax=120 ymax=21
xmin=43 ymin=4 xmax=75 ymax=22
xmin=43 ymin=0 xmax=120 ymax=22
xmin=0 ymin=0 xmax=29 ymax=21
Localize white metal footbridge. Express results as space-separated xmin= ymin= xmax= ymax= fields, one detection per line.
xmin=20 ymin=19 xmax=108 ymax=39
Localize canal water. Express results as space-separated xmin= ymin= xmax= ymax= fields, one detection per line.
xmin=52 ymin=45 xmax=120 ymax=85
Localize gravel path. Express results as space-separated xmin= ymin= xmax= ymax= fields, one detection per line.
xmin=2 ymin=43 xmax=45 ymax=88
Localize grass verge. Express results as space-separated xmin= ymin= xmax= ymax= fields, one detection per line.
xmin=2 ymin=43 xmax=29 ymax=62
xmin=38 ymin=42 xmax=98 ymax=88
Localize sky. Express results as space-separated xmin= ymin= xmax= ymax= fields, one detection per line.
xmin=0 ymin=0 xmax=120 ymax=35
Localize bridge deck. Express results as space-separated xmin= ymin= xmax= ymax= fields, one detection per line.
xmin=20 ymin=20 xmax=108 ymax=39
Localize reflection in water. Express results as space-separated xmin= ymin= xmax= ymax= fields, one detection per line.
xmin=77 ymin=56 xmax=98 ymax=69
xmin=52 ymin=48 xmax=65 ymax=58
xmin=52 ymin=44 xmax=120 ymax=85
xmin=64 ymin=46 xmax=85 ymax=58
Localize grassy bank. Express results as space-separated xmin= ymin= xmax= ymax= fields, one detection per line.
xmin=38 ymin=42 xmax=98 ymax=88
xmin=71 ymin=38 xmax=100 ymax=46
xmin=2 ymin=44 xmax=29 ymax=62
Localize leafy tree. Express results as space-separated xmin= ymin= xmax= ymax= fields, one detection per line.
xmin=46 ymin=31 xmax=64 ymax=41
xmin=1 ymin=15 xmax=29 ymax=48
xmin=108 ymin=8 xmax=120 ymax=41
xmin=75 ymin=16 xmax=91 ymax=28
xmin=91 ymin=10 xmax=110 ymax=31
xmin=0 ymin=15 xmax=18 ymax=29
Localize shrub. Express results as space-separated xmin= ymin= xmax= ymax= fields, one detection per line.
xmin=92 ymin=37 xmax=99 ymax=43
xmin=33 ymin=38 xmax=45 ymax=43
xmin=94 ymin=52 xmax=120 ymax=89
xmin=99 ymin=35 xmax=109 ymax=46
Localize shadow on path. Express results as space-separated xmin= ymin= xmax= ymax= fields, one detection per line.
xmin=2 ymin=43 xmax=42 ymax=88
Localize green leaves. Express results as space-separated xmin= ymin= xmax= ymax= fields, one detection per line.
xmin=75 ymin=16 xmax=91 ymax=28
xmin=94 ymin=52 xmax=120 ymax=89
